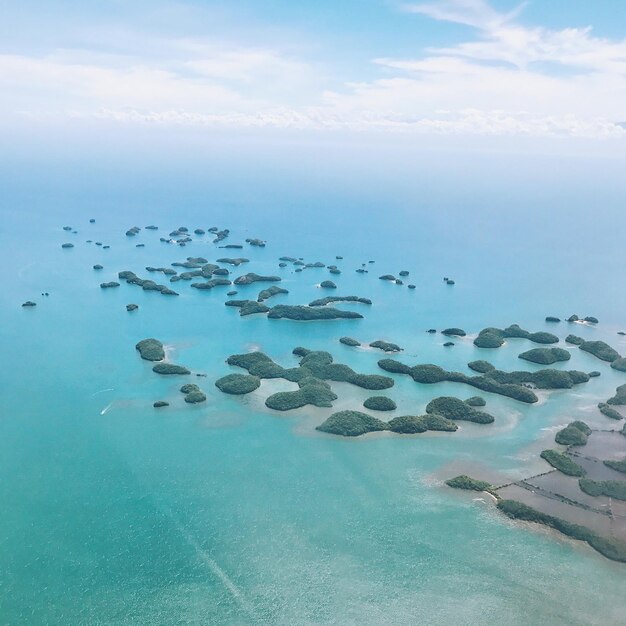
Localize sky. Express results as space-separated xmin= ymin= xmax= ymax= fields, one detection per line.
xmin=1 ymin=0 xmax=626 ymax=142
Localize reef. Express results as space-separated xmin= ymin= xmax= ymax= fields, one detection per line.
xmin=246 ymin=238 xmax=266 ymax=247
xmin=152 ymin=363 xmax=191 ymax=375
xmin=21 ymin=301 xmax=36 ymax=307
xmin=215 ymin=373 xmax=261 ymax=395
xmin=126 ymin=304 xmax=138 ymax=312
xmin=61 ymin=243 xmax=74 ymax=249
xmin=445 ymin=475 xmax=492 ymax=491
xmin=369 ymin=340 xmax=402 ymax=353
xmin=153 ymin=401 xmax=169 ymax=408
xmin=234 ymin=273 xmax=281 ymax=285
xmin=339 ymin=337 xmax=360 ymax=347
xmin=363 ymin=396 xmax=397 ymax=411
xmin=408 ymin=284 xmax=416 ymax=289
xmin=93 ymin=264 xmax=103 ymax=270
xmin=518 ymin=347 xmax=571 ymax=365
xmin=496 ymin=499 xmax=626 ymax=563
xmin=126 ymin=226 xmax=141 ymax=237
xmin=441 ymin=328 xmax=466 ymax=337
xmin=265 ymin=378 xmax=338 ymax=411
xmin=100 ymin=282 xmax=120 ymax=288
xmin=545 ymin=317 xmax=561 ymax=323
xmin=555 ymin=421 xmax=591 ymax=446
xmin=267 ymin=305 xmax=363 ymax=320
xmin=258 ymin=286 xmax=288 ymax=302
xmin=378 ymin=274 xmax=397 ymax=281
xmin=316 ymin=411 xmax=388 ymax=437
xmin=425 ymin=396 xmax=494 ymax=424
xmin=308 ymin=296 xmax=371 ymax=306
xmin=135 ymin=338 xmax=165 ymax=361
xmin=540 ymin=450 xmax=586 ymax=476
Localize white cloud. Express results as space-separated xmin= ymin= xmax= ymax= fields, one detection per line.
xmin=2 ymin=1 xmax=626 ymax=139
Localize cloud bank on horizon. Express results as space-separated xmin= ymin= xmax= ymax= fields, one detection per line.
xmin=2 ymin=0 xmax=626 ymax=138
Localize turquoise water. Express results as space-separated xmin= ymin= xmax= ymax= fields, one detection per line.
xmin=1 ymin=146 xmax=626 ymax=624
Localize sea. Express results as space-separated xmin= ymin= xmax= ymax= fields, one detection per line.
xmin=1 ymin=133 xmax=625 ymax=624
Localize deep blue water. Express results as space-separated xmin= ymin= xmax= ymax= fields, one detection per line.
xmin=1 ymin=141 xmax=625 ymax=624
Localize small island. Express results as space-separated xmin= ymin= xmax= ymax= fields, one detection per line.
xmin=215 ymin=373 xmax=261 ymax=394
xmin=363 ymin=396 xmax=397 ymax=411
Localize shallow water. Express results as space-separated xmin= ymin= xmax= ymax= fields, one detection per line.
xmin=1 ymin=149 xmax=626 ymax=625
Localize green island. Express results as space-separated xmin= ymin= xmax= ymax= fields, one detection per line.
xmin=136 ymin=338 xmax=165 ymax=361
xmin=316 ymin=411 xmax=458 ymax=437
xmin=225 ymin=300 xmax=270 ymax=316
xmin=540 ymin=450 xmax=586 ymax=476
xmin=465 ymin=396 xmax=486 ymax=407
xmin=180 ymin=383 xmax=207 ymax=403
xmin=607 ymin=384 xmax=626 ymax=405
xmin=320 ymin=280 xmax=336 ymax=289
xmin=191 ymin=278 xmax=232 ymax=289
xmin=603 ymin=459 xmax=626 ymax=474
xmin=578 ymin=478 xmax=626 ymax=500
xmin=234 ymin=272 xmax=281 ymax=285
xmin=152 ymin=363 xmax=191 ymax=375
xmin=216 ymin=257 xmax=249 ymax=266
xmin=339 ymin=337 xmax=360 ymax=347
xmin=445 ymin=475 xmax=492 ymax=491
xmin=578 ymin=340 xmax=621 ymax=362
xmin=126 ymin=303 xmax=138 ymax=311
xmin=377 ymin=358 xmax=591 ymax=403
xmin=598 ymin=403 xmax=624 ymax=420
xmin=118 ymin=270 xmax=179 ymax=295
xmin=316 ymin=411 xmax=388 ymax=437
xmin=425 ymin=396 xmax=495 ymax=424
xmin=258 ymin=286 xmax=288 ymax=302
xmin=100 ymin=281 xmax=120 ymax=288
xmin=363 ymin=396 xmax=397 ymax=411
xmin=555 ymin=421 xmax=591 ymax=446
xmin=153 ymin=401 xmax=169 ymax=408
xmin=441 ymin=328 xmax=466 ymax=337
xmin=518 ymin=347 xmax=571 ymax=364
xmin=222 ymin=349 xmax=393 ymax=395
xmin=611 ymin=357 xmax=626 ymax=372
xmin=496 ymin=500 xmax=626 ymax=563
xmin=308 ymin=296 xmax=372 ymax=306
xmin=474 ymin=324 xmax=559 ymax=349
xmin=266 ymin=377 xmax=338 ymax=410
xmin=215 ymin=373 xmax=261 ymax=394
xmin=267 ymin=305 xmax=363 ymax=320
xmin=369 ymin=340 xmax=402 ymax=352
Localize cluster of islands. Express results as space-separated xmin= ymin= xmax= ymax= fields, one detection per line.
xmin=25 ymin=219 xmax=626 ymax=564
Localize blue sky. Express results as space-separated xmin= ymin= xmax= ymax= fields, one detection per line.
xmin=1 ymin=0 xmax=626 ymax=139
